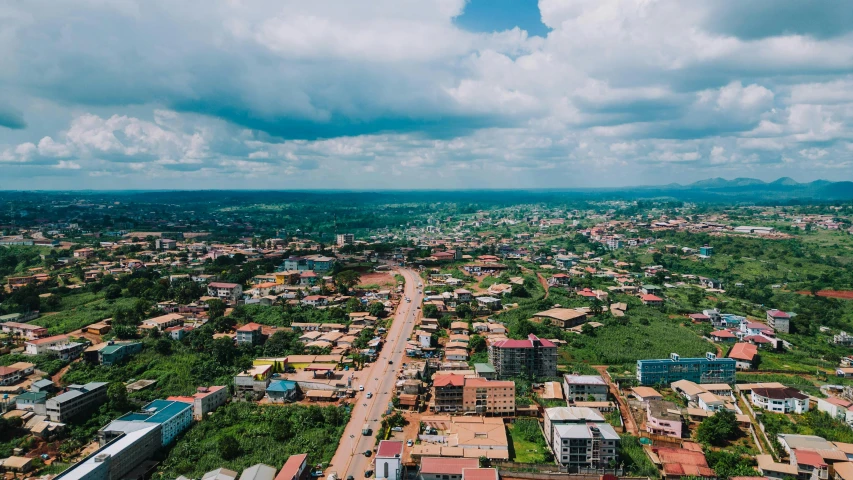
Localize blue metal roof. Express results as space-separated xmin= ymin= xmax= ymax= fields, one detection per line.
xmin=266 ymin=380 xmax=297 ymax=392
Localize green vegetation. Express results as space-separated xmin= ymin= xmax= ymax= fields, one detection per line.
xmin=696 ymin=409 xmax=739 ymax=446
xmin=0 ymin=353 xmax=66 ymax=376
xmin=155 ymin=403 xmax=349 ymax=479
xmin=760 ymin=410 xmax=853 ymax=445
xmin=507 ymin=419 xmax=551 ymax=464
xmin=619 ymin=435 xmax=659 ymax=478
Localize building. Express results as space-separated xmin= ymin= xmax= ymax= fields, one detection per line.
xmin=15 ymin=391 xmax=48 ymax=415
xmin=766 ymin=309 xmax=791 ymax=334
xmin=654 ymin=446 xmax=715 ymax=479
xmin=240 ymin=464 xmax=278 ymax=480
xmin=0 ymin=362 xmax=34 ymax=386
xmin=488 ymin=334 xmax=557 ymax=379
xmin=53 ymin=423 xmax=161 ymax=480
xmin=203 ymin=468 xmax=240 ymax=480
xmin=376 ymin=440 xmax=403 ymax=480
xmin=631 ymin=386 xmax=663 ymax=403
xmin=756 ymin=454 xmax=799 ymax=480
xmin=640 ymin=294 xmax=664 ymax=306
xmin=275 ymin=453 xmax=308 ymax=480
xmin=267 ymin=380 xmax=299 ymax=403
xmin=207 ymin=282 xmax=243 ymax=303
xmin=543 ymin=407 xmax=605 ymax=445
xmin=235 ymin=365 xmax=272 ymax=399
xmin=102 ymin=399 xmax=192 ymax=447
xmin=646 ymin=400 xmax=683 ymax=438
xmin=563 ymin=374 xmax=608 ymax=402
xmin=99 ymin=342 xmax=143 ymax=366
xmin=336 ymin=233 xmax=354 ymax=246
xmin=551 ymin=422 xmax=619 ymax=469
xmin=167 ymin=385 xmax=228 ymax=420
xmin=531 ymin=308 xmax=588 ymax=329
xmin=1 ymin=321 xmax=47 ymax=340
xmin=237 ymin=323 xmax=265 ymax=345
xmin=431 ymin=375 xmax=515 ymax=415
xmin=699 ymin=246 xmax=713 ymax=257
xmin=727 ymin=342 xmax=759 ymax=370
xmin=155 ymin=238 xmax=177 ymax=250
xmin=750 ymin=386 xmax=809 ymax=414
xmin=418 ymin=457 xmax=479 ymax=480
xmin=25 ymin=334 xmax=73 ymax=355
xmin=141 ymin=313 xmax=184 ymax=331
xmin=46 ymin=382 xmax=110 ymax=422
xmin=636 ymin=353 xmax=736 ymax=386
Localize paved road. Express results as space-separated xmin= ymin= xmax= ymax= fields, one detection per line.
xmin=327 ymin=267 xmax=423 ymax=479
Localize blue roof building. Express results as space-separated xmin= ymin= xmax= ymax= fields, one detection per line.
xmin=101 ymin=399 xmax=192 ymax=447
xmin=636 ymin=353 xmax=736 ymax=386
xmin=266 ymin=379 xmax=298 ymax=403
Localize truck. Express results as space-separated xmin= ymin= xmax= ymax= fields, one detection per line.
xmin=362 ymin=423 xmax=371 ymax=435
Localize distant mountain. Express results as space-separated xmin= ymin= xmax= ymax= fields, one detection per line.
xmin=769 ymin=177 xmax=800 ymax=186
xmin=689 ymin=177 xmax=767 ymax=188
xmin=649 ymin=176 xmax=853 ymax=201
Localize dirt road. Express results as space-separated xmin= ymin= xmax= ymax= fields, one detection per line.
xmin=592 ymin=365 xmax=638 ymax=435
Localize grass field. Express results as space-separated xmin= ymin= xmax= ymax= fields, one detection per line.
xmin=507 ymin=421 xmax=550 ymax=464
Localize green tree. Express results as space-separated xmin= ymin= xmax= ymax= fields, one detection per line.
xmin=334 ymin=270 xmax=361 ymax=291
xmin=218 ymin=433 xmax=241 ymax=460
xmin=456 ymin=303 xmax=472 ymax=319
xmin=206 ymin=299 xmax=226 ymax=319
xmin=104 ymin=284 xmax=122 ymax=300
xmin=581 ymin=323 xmax=596 ymax=336
xmin=107 ymin=382 xmax=129 ymax=411
xmin=368 ymin=302 xmax=386 ymax=318
xmin=155 ymin=339 xmax=172 ymax=355
xmin=696 ymin=409 xmax=738 ymax=446
xmin=469 ymin=334 xmax=486 ymax=353
xmin=423 ymin=304 xmax=439 ymax=319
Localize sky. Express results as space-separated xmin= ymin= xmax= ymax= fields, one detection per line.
xmin=1 ymin=0 xmax=853 ymax=190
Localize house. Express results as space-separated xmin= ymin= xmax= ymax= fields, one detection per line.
xmin=640 ymin=285 xmax=662 ymax=295
xmin=301 ymin=295 xmax=329 ymax=307
xmin=531 ymin=308 xmax=588 ymax=329
xmin=632 ymin=386 xmax=663 ymax=403
xmin=240 ymin=464 xmax=278 ymax=480
xmin=207 ymin=282 xmax=243 ymax=303
xmin=641 ymin=294 xmax=664 ymax=306
xmin=203 ymin=468 xmax=240 ymax=480
xmin=710 ymin=330 xmax=737 ymax=342
xmin=454 ymin=289 xmax=472 ymax=303
xmin=646 ymin=400 xmax=683 ymax=439
xmin=99 ymin=341 xmax=143 ymax=366
xmin=418 ymin=458 xmax=479 ymax=480
xmin=266 ymin=380 xmax=299 ymax=403
xmin=636 ymin=353 xmax=736 ymax=385
xmin=699 ymin=246 xmax=713 ymax=257
xmin=275 ymin=453 xmax=308 ymax=480
xmin=376 ymin=441 xmax=404 ymax=480
xmin=141 ymin=313 xmax=185 ymax=331
xmin=450 ymin=322 xmax=469 ymax=335
xmin=563 ymin=374 xmax=608 ymax=402
xmin=237 ymin=323 xmax=265 ymax=345
xmin=0 ymin=362 xmax=34 ymax=386
xmin=728 ymin=342 xmax=759 ymax=370
xmin=750 ymin=386 xmax=809 ymax=414
xmin=235 ymin=365 xmax=273 ymax=399
xmin=445 ymin=349 xmax=469 ymax=361
xmin=0 ymin=321 xmax=47 ymax=340
xmin=167 ymin=385 xmax=228 ymax=420
xmin=155 ymin=238 xmax=177 ymax=250
xmin=15 ymin=391 xmax=48 ymax=415
xmin=489 ymin=334 xmax=557 ymax=378
xmin=0 ymin=456 xmax=34 ymax=474
xmin=766 ymin=309 xmax=791 ymax=334
xmin=654 ymin=446 xmax=715 ymax=479
xmin=25 ymin=334 xmax=70 ymax=355
xmin=46 ymin=381 xmax=109 ymax=422
xmin=476 ymin=296 xmax=502 ymax=310
xmin=756 ymin=454 xmax=799 ymax=480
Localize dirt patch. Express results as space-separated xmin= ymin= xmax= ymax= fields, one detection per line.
xmin=797 ymin=290 xmax=853 ymax=299
xmin=358 ymin=271 xmax=396 ymax=287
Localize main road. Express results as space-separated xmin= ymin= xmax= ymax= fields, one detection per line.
xmin=326 ymin=267 xmax=423 ymax=479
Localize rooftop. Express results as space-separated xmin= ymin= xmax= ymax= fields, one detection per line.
xmin=376 ymin=440 xmax=404 ymax=458
xmin=420 ymin=457 xmax=479 ymax=475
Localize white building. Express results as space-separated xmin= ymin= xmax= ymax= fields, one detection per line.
xmin=207 ymin=282 xmax=243 ymax=303
xmin=563 ymin=374 xmax=608 ymax=402
xmin=750 ymin=387 xmax=809 ymax=414
xmin=552 ymin=422 xmax=619 ymax=468
xmin=376 ymin=441 xmax=403 ymax=480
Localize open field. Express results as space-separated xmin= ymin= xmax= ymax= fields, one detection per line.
xmin=796 ymin=290 xmax=853 ymax=299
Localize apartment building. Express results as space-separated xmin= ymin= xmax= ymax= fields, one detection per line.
xmin=167 ymin=385 xmax=228 ymax=420
xmin=431 ymin=375 xmax=516 ymax=415
xmin=563 ymin=374 xmax=608 ymax=402
xmin=237 ymin=323 xmax=265 ymax=345
xmin=750 ymin=386 xmax=809 ymax=414
xmin=543 ymin=407 xmax=618 ymax=469
xmin=336 ymin=233 xmax=354 ymax=246
xmin=488 ymin=334 xmax=557 ymax=379
xmin=101 ymin=399 xmax=192 ymax=447
xmin=766 ymin=309 xmax=791 ymax=334
xmin=207 ymin=282 xmax=243 ymax=303
xmin=636 ymin=353 xmax=736 ymax=385
xmin=54 ymin=423 xmax=162 ymax=480
xmin=0 ymin=321 xmax=47 ymax=340
xmin=46 ymin=382 xmax=109 ymax=422
xmin=646 ymin=400 xmax=683 ymax=439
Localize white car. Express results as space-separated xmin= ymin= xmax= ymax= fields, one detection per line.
xmin=359 ymin=385 xmax=364 ymax=391
xmin=406 ymin=439 xmax=413 ymax=447
xmin=366 ymin=392 xmax=373 ymax=399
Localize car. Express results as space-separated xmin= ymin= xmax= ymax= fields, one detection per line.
xmin=366 ymin=392 xmax=373 ymax=399
xmin=364 ymin=450 xmax=372 ymax=457
xmin=406 ymin=439 xmax=413 ymax=447
xmin=388 ymin=359 xmax=393 ymax=364
xmin=391 ymin=426 xmax=404 ymax=432
xmin=347 ymin=476 xmax=354 ymax=480
xmin=364 ymin=470 xmax=374 ymax=478
xmin=358 ymin=385 xmax=364 ymax=391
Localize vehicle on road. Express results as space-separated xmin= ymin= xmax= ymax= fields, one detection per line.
xmin=407 ymin=439 xmax=413 ymax=447
xmin=365 ymin=470 xmax=374 ymax=478
xmin=364 ymin=450 xmax=372 ymax=457
xmin=388 ymin=360 xmax=393 ymax=364
xmin=366 ymin=392 xmax=373 ymax=399
xmin=363 ymin=423 xmax=371 ymax=435
xmin=347 ymin=476 xmax=354 ymax=480
xmin=359 ymin=385 xmax=364 ymax=391
xmin=391 ymin=426 xmax=403 ymax=432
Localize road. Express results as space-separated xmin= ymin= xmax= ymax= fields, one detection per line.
xmin=327 ymin=267 xmax=423 ymax=479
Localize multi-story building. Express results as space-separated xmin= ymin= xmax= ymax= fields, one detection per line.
xmin=543 ymin=407 xmax=618 ymax=469
xmin=646 ymin=400 xmax=683 ymax=438
xmin=488 ymin=334 xmax=557 ymax=379
xmin=236 ymin=322 xmax=265 ymax=345
xmin=207 ymin=282 xmax=243 ymax=303
xmin=25 ymin=334 xmax=72 ymax=355
xmin=636 ymin=353 xmax=736 ymax=385
xmin=0 ymin=362 xmax=35 ymax=386
xmin=750 ymin=386 xmax=809 ymax=414
xmin=336 ymin=233 xmax=354 ymax=246
xmin=54 ymin=423 xmax=162 ymax=480
xmin=431 ymin=375 xmax=515 ymax=415
xmin=140 ymin=313 xmax=185 ymax=331
xmin=766 ymin=310 xmax=791 ymax=333
xmin=99 ymin=342 xmax=143 ymax=366
xmin=0 ymin=321 xmax=47 ymax=340
xmin=46 ymin=382 xmax=109 ymax=422
xmin=101 ymin=399 xmax=192 ymax=447
xmin=235 ymin=365 xmax=272 ymax=399
xmin=563 ymin=374 xmax=608 ymax=402
xmin=167 ymin=385 xmax=228 ymax=420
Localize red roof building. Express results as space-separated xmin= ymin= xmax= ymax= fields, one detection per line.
xmin=728 ymin=343 xmax=759 ymax=369
xmin=275 ymin=453 xmax=308 ymax=480
xmin=419 ymin=457 xmax=479 ymax=475
xmin=376 ymin=440 xmax=404 ymax=458
xmin=641 ymin=294 xmax=664 ymax=305
xmin=488 ymin=334 xmax=557 ymax=378
xmin=654 ymin=446 xmax=715 ymax=478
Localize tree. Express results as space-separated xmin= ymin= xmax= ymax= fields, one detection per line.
xmin=423 ymin=304 xmax=439 ymax=319
xmin=368 ymin=301 xmax=386 ymax=318
xmin=107 ymin=382 xmax=129 ymax=411
xmin=104 ymin=284 xmax=122 ymax=300
xmin=218 ymin=434 xmax=241 ymax=460
xmin=511 ymin=284 xmax=530 ymax=298
xmin=696 ymin=409 xmax=738 ymax=446
xmin=334 ymin=270 xmax=361 ymax=291
xmin=581 ymin=323 xmax=596 ymax=336
xmin=469 ymin=334 xmax=486 ymax=353
xmin=456 ymin=303 xmax=472 ymax=319
xmin=206 ymin=299 xmax=226 ymax=319
xmin=687 ymin=289 xmax=703 ymax=307
xmin=155 ymin=339 xmax=172 ymax=355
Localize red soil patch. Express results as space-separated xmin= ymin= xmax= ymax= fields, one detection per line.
xmin=796 ymin=290 xmax=853 ymax=299
xmin=358 ymin=271 xmax=396 ymax=287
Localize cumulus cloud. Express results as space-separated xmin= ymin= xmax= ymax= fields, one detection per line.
xmin=1 ymin=0 xmax=853 ymax=187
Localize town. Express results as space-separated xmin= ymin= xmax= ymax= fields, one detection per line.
xmin=0 ymin=191 xmax=851 ymax=480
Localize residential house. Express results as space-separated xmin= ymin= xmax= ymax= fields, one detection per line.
xmin=376 ymin=441 xmax=403 ymax=480
xmin=631 ymin=386 xmax=663 ymax=403
xmin=99 ymin=341 xmax=143 ymax=366
xmin=266 ymin=380 xmax=299 ymax=403
xmin=275 ymin=453 xmax=308 ymax=480
xmin=207 ymin=282 xmax=243 ymax=303
xmin=766 ymin=309 xmax=791 ymax=334
xmin=641 ymin=294 xmax=664 ymax=306
xmin=418 ymin=458 xmax=479 ymax=480
xmin=750 ymin=386 xmax=809 ymax=414
xmin=727 ymin=342 xmax=759 ymax=370
xmin=167 ymin=385 xmax=228 ymax=420
xmin=1 ymin=321 xmax=47 ymax=340
xmin=531 ymin=308 xmax=588 ymax=329
xmin=237 ymin=323 xmax=265 ymax=345
xmin=240 ymin=464 xmax=278 ymax=480
xmin=235 ymin=365 xmax=272 ymax=399
xmin=646 ymin=400 xmax=683 ymax=439
xmin=710 ymin=330 xmax=737 ymax=342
